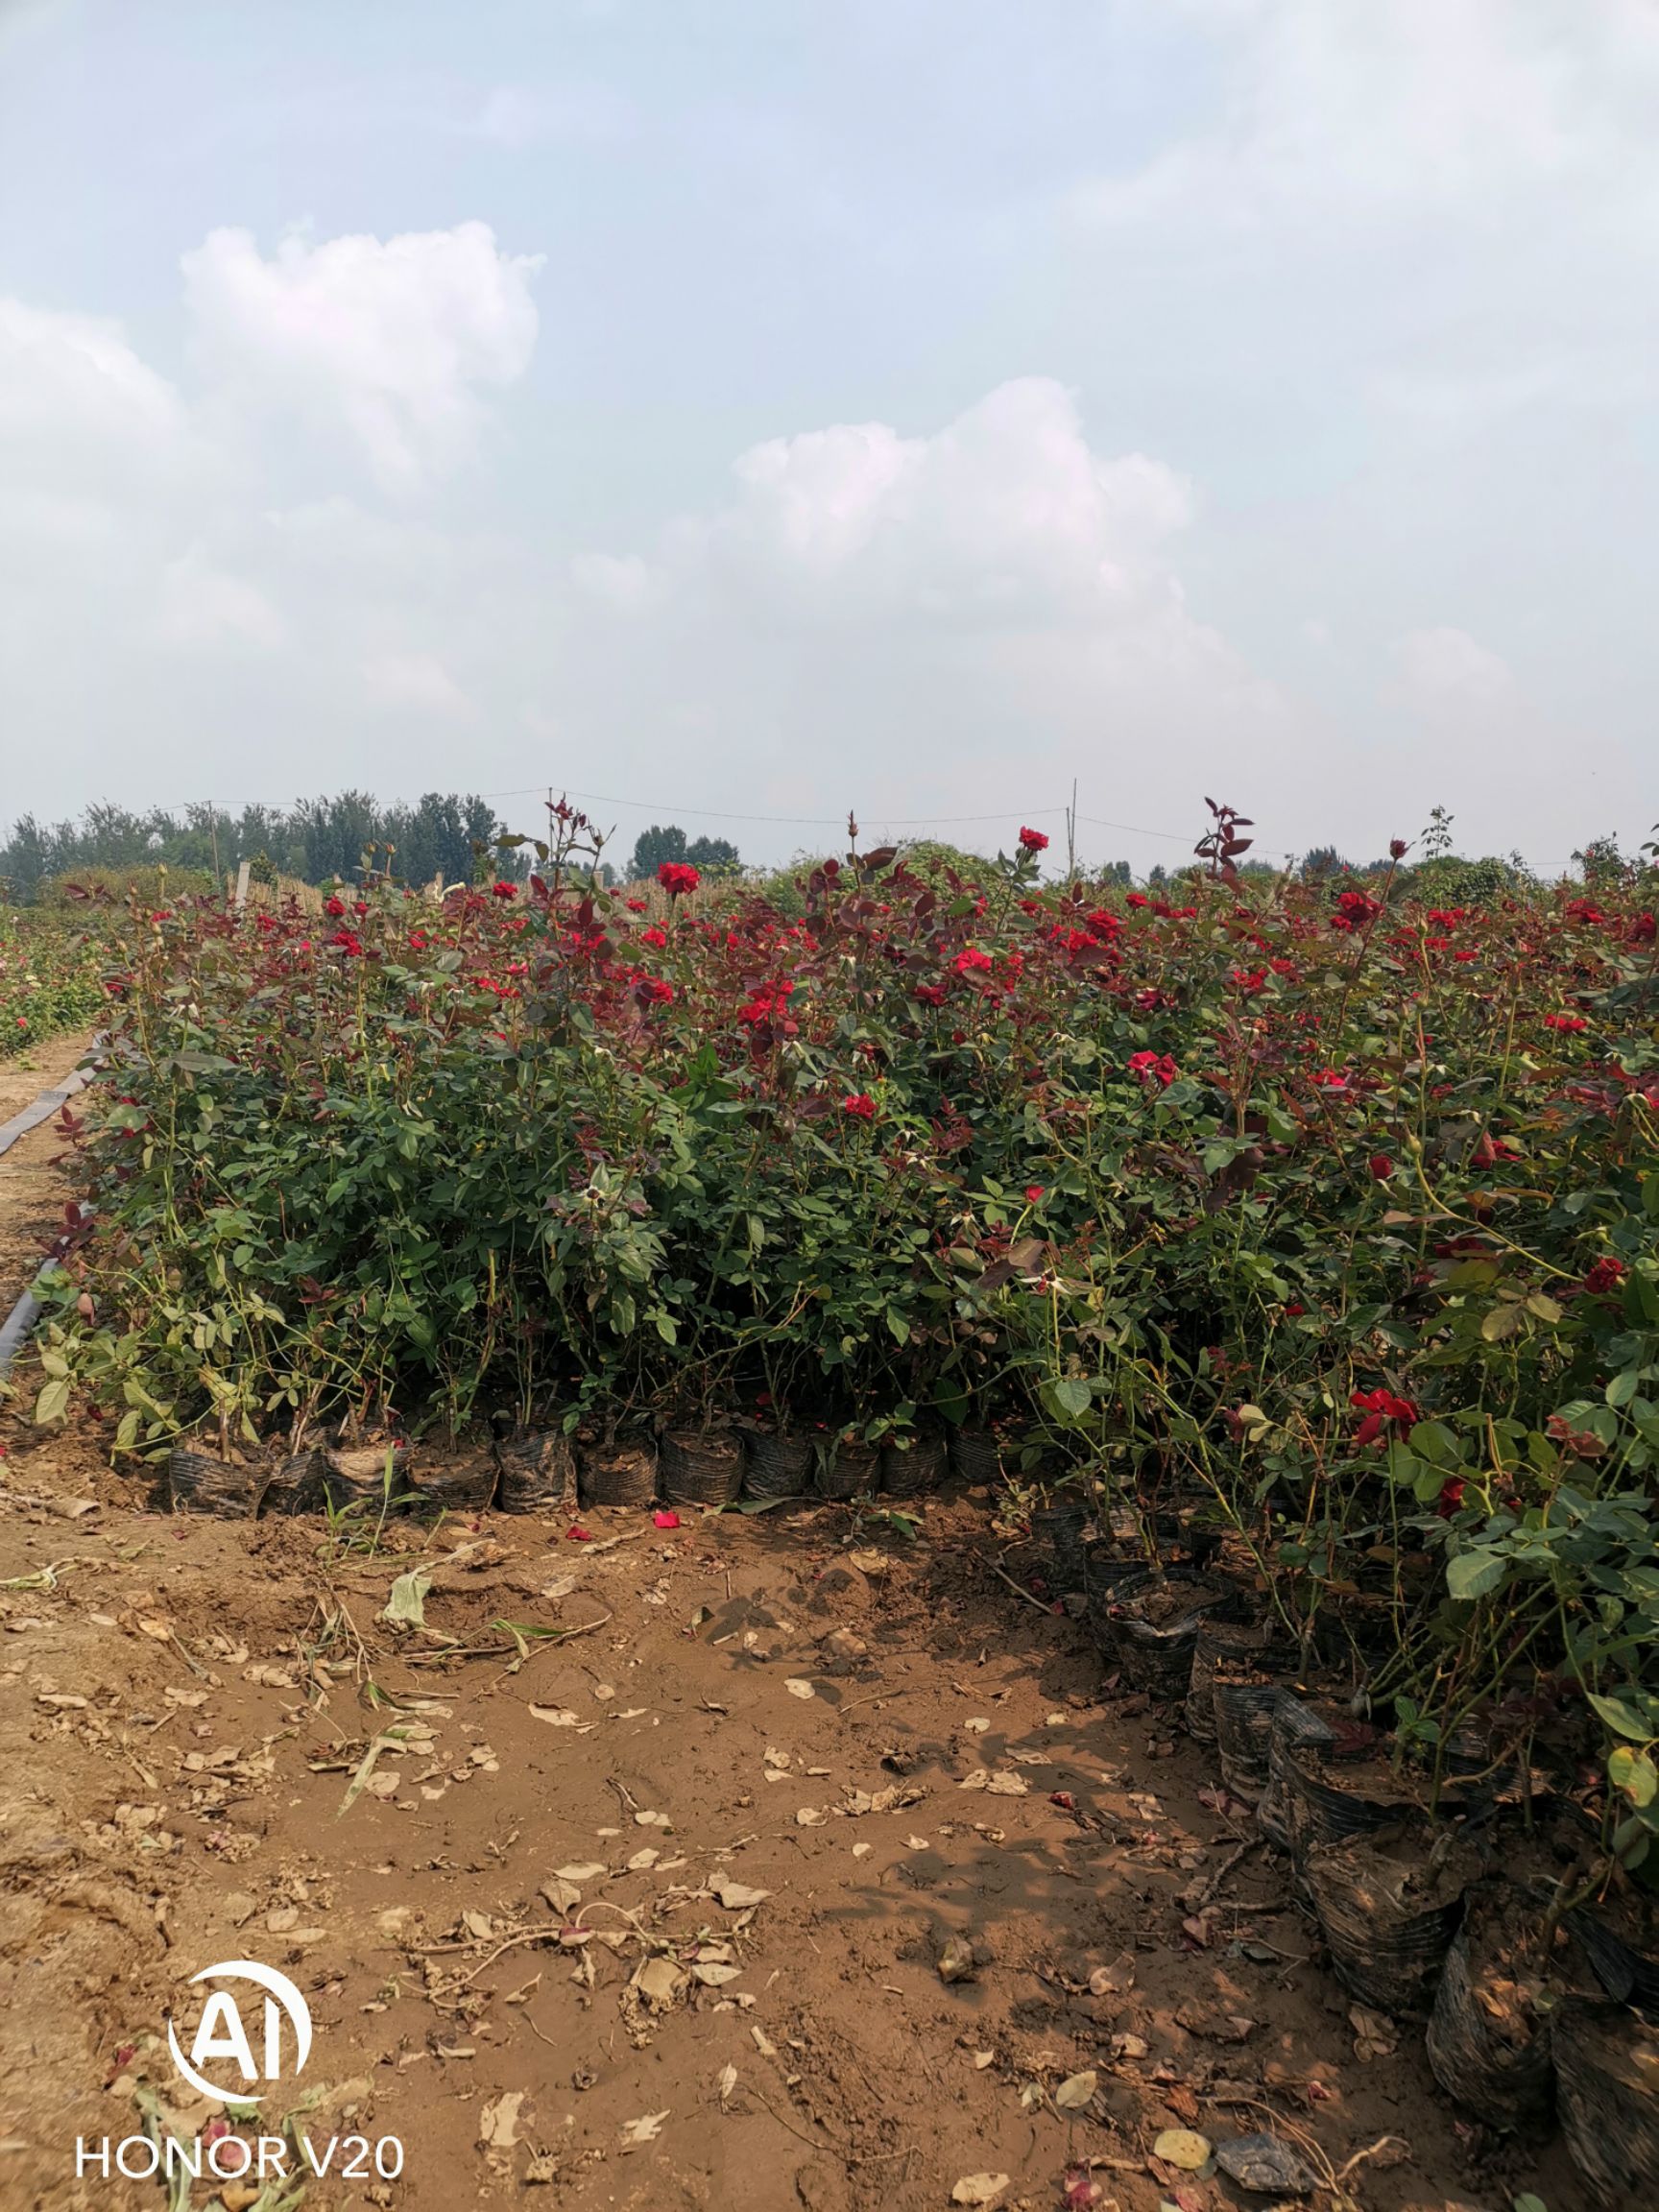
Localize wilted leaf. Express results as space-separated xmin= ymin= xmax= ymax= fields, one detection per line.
xmin=479 ymin=2091 xmax=524 ymax=2149
xmin=709 ymin=1877 xmax=770 ymax=1909
xmin=381 ymin=1570 xmax=432 ymax=1628
xmin=951 ymin=2176 xmax=1010 ymax=2207
xmin=1350 ymin=2004 xmax=1397 ymax=2062
xmin=1152 ymin=2129 xmax=1212 ymax=2171
xmin=1089 ymin=1951 xmax=1136 ymax=1997
xmin=634 ymin=1958 xmax=687 ymax=2009
xmin=1054 ymin=2069 xmax=1097 ymax=2110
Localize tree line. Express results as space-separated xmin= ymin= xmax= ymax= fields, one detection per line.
xmin=0 ymin=793 xmax=511 ymax=902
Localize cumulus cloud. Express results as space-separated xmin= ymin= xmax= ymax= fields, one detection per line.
xmin=561 ymin=377 xmax=1293 ymax=841
xmin=603 ymin=379 xmax=1196 ymax=622
xmin=0 ymin=223 xmax=541 ymax=808
xmin=663 ymin=379 xmax=1199 ymax=627
xmin=0 ymin=298 xmax=185 ymax=493
xmin=181 ymin=221 xmax=542 ymax=489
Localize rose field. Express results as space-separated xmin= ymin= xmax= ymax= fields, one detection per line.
xmin=4 ymin=809 xmax=1659 ymax=2209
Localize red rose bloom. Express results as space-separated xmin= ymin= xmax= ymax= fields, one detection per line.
xmin=1018 ymin=826 xmax=1049 ymax=853
xmin=1583 ymin=1256 xmax=1626 ymax=1296
xmin=493 ymin=880 xmax=517 ymax=900
xmin=1368 ymin=1155 xmax=1394 ymax=1180
xmin=1435 ymin=1478 xmax=1467 ymax=1519
xmin=1024 ymin=1185 xmax=1046 ymax=1203
xmin=658 ymin=862 xmax=701 ymax=896
xmin=325 ymin=895 xmax=347 ymax=917
xmin=1350 ymin=1385 xmax=1419 ymax=1447
xmin=842 ymin=1093 xmax=876 ymax=1120
xmin=1127 ymin=1050 xmax=1179 ymax=1087
xmin=641 ymin=924 xmax=667 ymax=949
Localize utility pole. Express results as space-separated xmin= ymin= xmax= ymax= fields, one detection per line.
xmin=1066 ymin=779 xmax=1077 ymax=884
xmin=209 ymin=804 xmax=221 ymax=894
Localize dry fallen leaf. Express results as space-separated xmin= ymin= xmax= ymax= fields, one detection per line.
xmin=1151 ymin=2128 xmax=1212 ymax=2171
xmin=619 ymin=2110 xmax=669 ymax=2146
xmin=951 ymin=2175 xmax=1010 ymax=2207
xmin=1350 ymin=2004 xmax=1397 ymax=2062
xmin=784 ymin=1678 xmax=816 ymax=1700
xmin=1054 ymin=2069 xmax=1097 ymax=2110
xmin=634 ymin=1809 xmax=672 ymax=1829
xmin=634 ymin=1958 xmax=688 ymax=2009
xmin=692 ymin=1961 xmax=742 ymax=1987
xmin=709 ymin=1877 xmax=769 ymax=1909
xmin=717 ymin=2062 xmax=738 ymax=2107
xmin=479 ymin=2091 xmax=524 ymax=2149
xmin=555 ymin=1862 xmax=608 ymax=1883
xmin=1090 ymin=1951 xmax=1137 ymax=1996
xmin=528 ymin=1706 xmax=583 ymax=1728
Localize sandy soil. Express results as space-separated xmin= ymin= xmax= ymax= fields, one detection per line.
xmin=0 ymin=1043 xmax=1594 ymax=2212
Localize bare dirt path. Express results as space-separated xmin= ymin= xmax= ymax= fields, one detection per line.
xmin=0 ymin=1044 xmax=1591 ymax=2212
xmin=0 ymin=1031 xmax=95 ymax=1324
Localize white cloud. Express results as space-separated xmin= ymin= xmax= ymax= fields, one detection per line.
xmin=559 ymin=378 xmax=1292 ymax=841
xmin=1073 ymin=2 xmax=1623 ymax=234
xmin=641 ymin=378 xmax=1198 ymax=628
xmin=0 ymin=297 xmax=185 ymax=488
xmin=1395 ymin=624 xmax=1514 ymax=708
xmin=181 ymin=221 xmax=542 ymax=489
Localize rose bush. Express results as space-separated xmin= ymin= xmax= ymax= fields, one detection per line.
xmin=22 ymin=809 xmax=1659 ymax=1873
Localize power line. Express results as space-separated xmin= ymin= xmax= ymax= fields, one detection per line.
xmin=12 ymin=783 xmax=1585 ymax=877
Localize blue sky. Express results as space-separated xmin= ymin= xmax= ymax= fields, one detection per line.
xmin=2 ymin=1 xmax=1654 ymax=872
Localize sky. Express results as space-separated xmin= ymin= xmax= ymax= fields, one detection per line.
xmin=2 ymin=0 xmax=1656 ymax=876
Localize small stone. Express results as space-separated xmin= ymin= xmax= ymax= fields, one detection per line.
xmin=937 ymin=1934 xmax=976 ymax=1984
xmin=1214 ymin=2133 xmax=1318 ymax=2196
